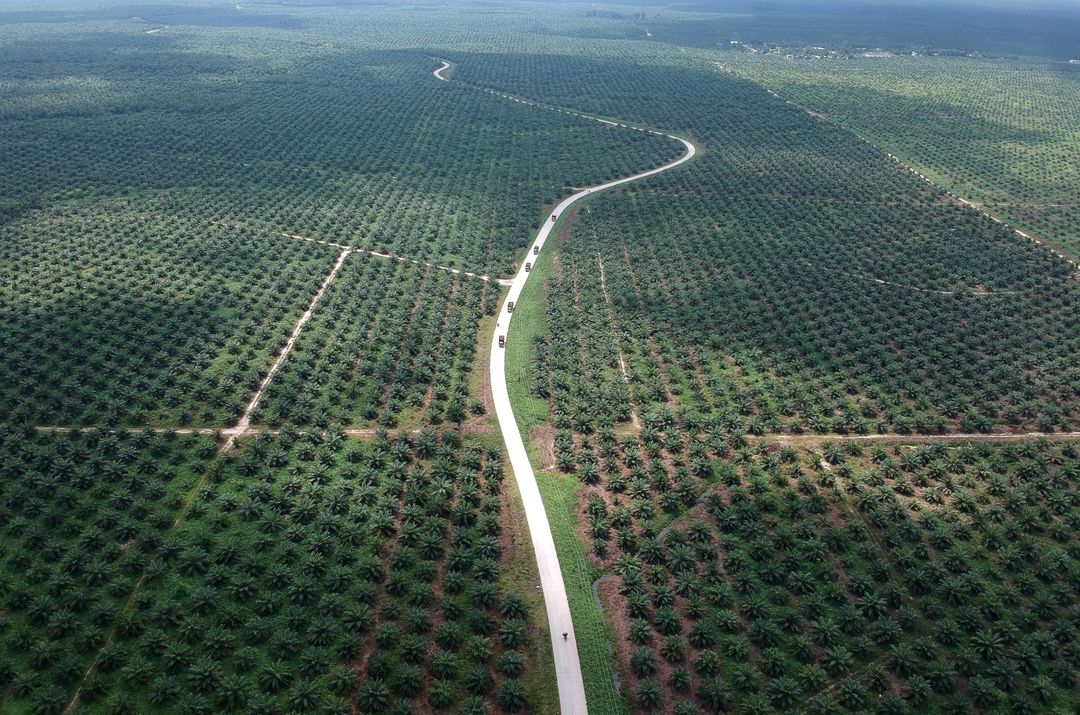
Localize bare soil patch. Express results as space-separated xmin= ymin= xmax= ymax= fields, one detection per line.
xmin=531 ymin=425 xmax=556 ymax=470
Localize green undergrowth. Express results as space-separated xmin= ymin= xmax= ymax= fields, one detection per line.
xmin=504 ymin=241 xmax=557 ymax=441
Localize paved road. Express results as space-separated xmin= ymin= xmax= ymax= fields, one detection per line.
xmin=490 ymin=143 xmax=694 ymax=715
xmin=433 ymin=60 xmax=696 ymax=714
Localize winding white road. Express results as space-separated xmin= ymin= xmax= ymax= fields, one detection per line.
xmin=435 ymin=59 xmax=696 ymax=714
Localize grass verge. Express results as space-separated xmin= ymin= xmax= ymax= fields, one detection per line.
xmin=504 ymin=241 xmax=556 ymax=442
xmin=503 ymin=210 xmax=630 ymax=714
xmin=537 ymin=470 xmax=629 ymax=715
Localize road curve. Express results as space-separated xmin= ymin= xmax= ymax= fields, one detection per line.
xmin=436 ymin=59 xmax=696 ymax=714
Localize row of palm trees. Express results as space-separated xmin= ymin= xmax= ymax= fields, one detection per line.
xmin=552 ymin=183 xmax=1078 ymax=436
xmin=573 ymin=429 xmax=1078 ymax=713
xmin=0 ymin=210 xmax=339 ymax=427
xmin=488 ymin=46 xmax=1077 ymax=440
xmin=1 ymin=428 xmax=535 ymax=713
xmin=743 ymin=55 xmax=1080 ymax=252
xmin=257 ymin=253 xmax=488 ymax=429
xmin=4 ymin=44 xmax=680 ymax=278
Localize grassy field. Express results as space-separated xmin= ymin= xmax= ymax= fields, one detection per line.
xmin=499 ymin=469 xmax=560 ymax=715
xmin=476 ymin=428 xmax=560 ymax=715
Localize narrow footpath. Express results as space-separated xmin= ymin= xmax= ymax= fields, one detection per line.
xmin=435 ymin=59 xmax=697 ymax=715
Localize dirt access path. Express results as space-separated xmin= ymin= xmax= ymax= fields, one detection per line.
xmin=210 ymin=219 xmax=509 ymax=285
xmin=759 ymin=430 xmax=1080 ymax=447
xmin=64 ymin=246 xmax=354 ymax=711
xmin=435 ymin=58 xmax=697 ymax=714
xmin=741 ymin=74 xmax=1080 ymax=274
xmin=224 ymin=246 xmax=352 ymax=449
xmin=596 ymin=251 xmax=640 ymax=429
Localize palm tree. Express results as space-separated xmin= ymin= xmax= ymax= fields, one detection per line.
xmin=497 ymin=680 xmax=528 ymax=712
xmin=392 ymin=664 xmax=422 ymax=698
xmin=924 ymin=660 xmax=959 ymax=695
xmin=821 ymin=645 xmax=853 ymax=676
xmin=769 ymin=676 xmax=801 ymax=709
xmin=428 ymin=679 xmax=456 ymax=709
xmin=654 ymin=607 xmax=680 ymax=636
xmin=904 ymin=674 xmax=932 ymax=706
xmin=30 ymin=684 xmax=66 ymax=715
xmin=463 ymin=664 xmax=493 ymax=695
xmin=693 ymin=650 xmax=720 ymax=678
xmin=669 ymin=667 xmax=691 ymax=692
xmin=400 ymin=634 xmax=427 ymax=664
xmin=797 ymin=664 xmax=826 ymax=693
xmin=215 ymin=674 xmax=249 ymax=710
xmin=688 ymin=622 xmax=715 ymax=649
xmin=416 ymin=429 xmax=438 ymax=459
xmin=286 ymin=681 xmax=320 ymax=713
xmin=636 ymin=679 xmax=663 ymax=711
xmin=699 ymin=678 xmax=730 ymax=713
xmin=257 ymin=661 xmax=291 ymax=694
xmin=631 ymin=648 xmax=657 ymax=677
xmin=838 ymin=679 xmax=868 ymax=710
xmin=498 ymin=619 xmax=527 ymax=648
xmin=357 ymin=679 xmax=390 ymax=713
xmin=342 ymin=603 xmax=373 ymax=634
xmin=466 ymin=635 xmax=493 ymax=662
xmin=458 ymin=696 xmax=489 ymax=715
xmin=325 ymin=666 xmax=355 ymax=697
xmin=876 ymin=692 xmax=909 ymax=715
xmin=969 ymin=675 xmax=1000 ymax=708
xmin=888 ymin=644 xmax=918 ymax=676
xmin=186 ymin=656 xmax=221 ymax=694
xmin=971 ymin=628 xmax=1005 ymax=661
xmin=146 ymin=675 xmax=179 ymax=706
xmin=424 ymin=651 xmax=455 ymax=680
xmin=806 ymin=693 xmax=843 ymax=715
